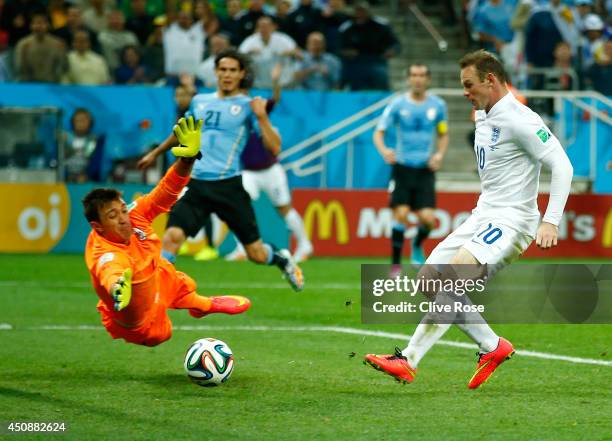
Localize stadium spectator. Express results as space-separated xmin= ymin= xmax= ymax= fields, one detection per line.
xmin=98 ymin=10 xmax=138 ymax=71
xmin=64 ymin=29 xmax=111 ymax=84
xmin=82 ymin=0 xmax=110 ymax=33
xmin=64 ymin=107 xmax=105 ymax=182
xmin=53 ymin=5 xmax=101 ymax=54
xmin=83 ymin=119 xmax=250 ymax=347
xmin=338 ymin=2 xmax=400 ymax=90
xmin=587 ymin=38 xmax=612 ymax=95
xmin=272 ymin=0 xmax=293 ymax=35
xmin=0 ymin=37 xmax=10 ymax=81
xmin=125 ymin=0 xmax=154 ymax=45
xmin=219 ymin=0 xmax=244 ymax=46
xmin=572 ymin=0 xmax=594 ymax=33
xmin=373 ymin=63 xmax=448 ymax=268
xmin=547 ymin=41 xmax=576 ymax=90
xmin=143 ymin=14 xmax=165 ymax=82
xmin=579 ymin=13 xmax=607 ymax=71
xmin=114 ymin=44 xmax=150 ymax=84
xmin=0 ymin=0 xmax=45 ymax=46
xmin=162 ymin=10 xmax=205 ymax=81
xmin=471 ymin=0 xmax=516 ymax=55
xmin=236 ymin=0 xmax=269 ymax=43
xmin=293 ymin=31 xmax=341 ymax=90
xmin=286 ymin=0 xmax=323 ymax=48
xmin=320 ymin=0 xmax=350 ymax=54
xmin=194 ymin=0 xmax=220 ymax=36
xmin=239 ymin=16 xmax=301 ymax=88
xmin=47 ymin=0 xmax=68 ymax=30
xmin=14 ymin=12 xmax=67 ymax=82
xmin=196 ymin=32 xmax=230 ymax=88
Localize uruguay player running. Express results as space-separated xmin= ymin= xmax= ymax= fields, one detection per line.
xmin=365 ymin=50 xmax=573 ymax=388
xmin=138 ymin=49 xmax=304 ymax=291
xmin=373 ymin=63 xmax=449 ymax=268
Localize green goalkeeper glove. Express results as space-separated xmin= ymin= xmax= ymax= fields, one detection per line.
xmin=171 ymin=116 xmax=203 ymax=158
xmin=111 ymin=268 xmax=132 ymax=312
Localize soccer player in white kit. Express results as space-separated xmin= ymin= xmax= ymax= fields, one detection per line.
xmin=364 ymin=50 xmax=574 ymax=389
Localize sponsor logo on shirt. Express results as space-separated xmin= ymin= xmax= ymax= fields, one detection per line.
xmin=400 ymin=109 xmax=410 ymax=117
xmin=536 ymin=127 xmax=551 ymax=143
xmin=230 ymin=105 xmax=242 ymax=116
xmin=98 ymin=252 xmax=115 ymax=266
xmin=134 ymin=228 xmax=147 ymax=241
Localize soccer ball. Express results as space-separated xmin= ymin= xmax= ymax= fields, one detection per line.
xmin=184 ymin=338 xmax=234 ymax=387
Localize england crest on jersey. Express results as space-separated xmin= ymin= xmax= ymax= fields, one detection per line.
xmin=491 ymin=126 xmax=501 ymax=143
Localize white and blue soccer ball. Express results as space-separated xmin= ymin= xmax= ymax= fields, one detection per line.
xmin=184 ymin=338 xmax=234 ymax=387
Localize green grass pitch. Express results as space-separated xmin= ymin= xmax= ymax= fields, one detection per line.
xmin=0 ymin=255 xmax=610 ymax=440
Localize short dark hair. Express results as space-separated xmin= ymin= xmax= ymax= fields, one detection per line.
xmin=407 ymin=63 xmax=430 ymax=77
xmin=459 ymin=50 xmax=507 ymax=84
xmin=214 ymin=48 xmax=253 ymax=89
xmin=82 ymin=188 xmax=122 ymax=223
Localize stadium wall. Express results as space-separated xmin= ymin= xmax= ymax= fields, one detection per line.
xmin=1 ymin=184 xmax=610 ymax=258
xmin=0 ymin=84 xmax=610 ymax=191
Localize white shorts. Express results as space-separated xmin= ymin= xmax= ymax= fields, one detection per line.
xmin=241 ymin=163 xmax=291 ymax=207
xmin=427 ymin=212 xmax=534 ymax=276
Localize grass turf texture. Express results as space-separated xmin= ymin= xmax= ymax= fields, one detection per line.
xmin=0 ymin=254 xmax=610 ymax=441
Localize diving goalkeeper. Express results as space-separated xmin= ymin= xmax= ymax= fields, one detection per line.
xmin=83 ymin=117 xmax=251 ymax=347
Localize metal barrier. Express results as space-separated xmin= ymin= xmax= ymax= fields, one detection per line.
xmin=282 ymin=88 xmax=611 ymax=188
xmin=0 ymin=107 xmax=64 ymax=183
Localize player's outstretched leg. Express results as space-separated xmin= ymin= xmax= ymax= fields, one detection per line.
xmin=468 ymin=337 xmax=514 ymax=389
xmin=364 ymin=347 xmax=417 ymax=384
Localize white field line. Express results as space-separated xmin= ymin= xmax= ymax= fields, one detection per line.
xmin=0 ymin=323 xmax=610 ymax=367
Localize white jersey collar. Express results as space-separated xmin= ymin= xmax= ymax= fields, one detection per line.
xmin=486 ymin=91 xmax=513 ymax=118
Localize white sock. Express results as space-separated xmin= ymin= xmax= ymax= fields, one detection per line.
xmin=285 ymin=208 xmax=310 ymax=248
xmin=402 ymin=321 xmax=452 ymax=368
xmin=454 ymin=294 xmax=499 ymax=353
xmin=455 ymin=323 xmax=499 ymax=353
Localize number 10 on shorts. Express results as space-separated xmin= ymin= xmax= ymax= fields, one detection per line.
xmin=476 ymin=223 xmax=502 ymax=244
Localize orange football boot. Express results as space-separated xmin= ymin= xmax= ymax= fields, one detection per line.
xmin=468 ymin=337 xmax=515 ymax=389
xmin=189 ymin=295 xmax=251 ymax=318
xmin=364 ymin=347 xmax=416 ymax=384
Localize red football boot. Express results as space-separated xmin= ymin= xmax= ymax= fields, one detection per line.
xmin=364 ymin=347 xmax=416 ymax=384
xmin=468 ymin=337 xmax=515 ymax=389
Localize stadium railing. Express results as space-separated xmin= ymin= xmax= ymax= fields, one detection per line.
xmin=281 ymin=88 xmax=611 ymax=192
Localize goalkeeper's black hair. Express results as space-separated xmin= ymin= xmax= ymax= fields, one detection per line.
xmin=214 ymin=48 xmax=254 ymax=89
xmin=83 ymin=188 xmax=123 ymax=223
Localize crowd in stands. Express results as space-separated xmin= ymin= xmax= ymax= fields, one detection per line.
xmin=466 ymin=0 xmax=611 ymax=95
xmin=0 ymin=0 xmax=400 ymax=90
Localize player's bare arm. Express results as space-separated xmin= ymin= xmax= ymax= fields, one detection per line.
xmin=251 ymin=97 xmax=281 ymax=155
xmin=429 ymin=128 xmax=449 ymax=172
xmin=373 ymin=129 xmax=396 ymax=164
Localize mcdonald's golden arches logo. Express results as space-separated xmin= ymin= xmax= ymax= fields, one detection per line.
xmin=303 ymin=200 xmax=349 ymax=244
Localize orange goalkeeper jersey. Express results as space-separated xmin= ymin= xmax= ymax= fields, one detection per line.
xmin=84 ymin=165 xmax=189 ymax=327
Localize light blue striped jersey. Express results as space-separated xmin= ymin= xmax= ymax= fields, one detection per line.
xmin=376 ymin=93 xmax=448 ymax=168
xmin=186 ymin=92 xmax=257 ymax=181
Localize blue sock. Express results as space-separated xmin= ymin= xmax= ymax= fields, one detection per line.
xmin=263 ymin=243 xmax=274 ymax=265
xmin=162 ymin=249 xmax=176 ymax=264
